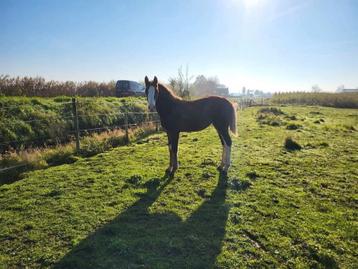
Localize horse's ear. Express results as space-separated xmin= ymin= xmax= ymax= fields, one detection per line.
xmin=153 ymin=76 xmax=158 ymax=86
xmin=145 ymin=76 xmax=149 ymax=86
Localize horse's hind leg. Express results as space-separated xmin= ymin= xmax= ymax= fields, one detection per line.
xmin=215 ymin=130 xmax=226 ymax=171
xmin=218 ymin=127 xmax=232 ymax=173
xmin=222 ymin=128 xmax=232 ymax=172
xmin=214 ymin=124 xmax=231 ymax=172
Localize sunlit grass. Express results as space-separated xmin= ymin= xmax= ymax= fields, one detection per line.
xmin=0 ymin=106 xmax=357 ymax=268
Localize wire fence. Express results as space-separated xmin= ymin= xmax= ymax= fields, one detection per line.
xmin=0 ymin=96 xmax=270 ymax=174
xmin=0 ymin=97 xmax=269 ymax=149
xmin=0 ymin=97 xmax=160 ymax=158
xmin=235 ymin=97 xmax=271 ymax=110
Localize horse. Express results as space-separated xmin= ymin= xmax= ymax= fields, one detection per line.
xmin=144 ymin=76 xmax=237 ymax=175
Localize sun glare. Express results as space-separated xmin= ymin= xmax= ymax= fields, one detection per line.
xmin=242 ymin=0 xmax=263 ymax=8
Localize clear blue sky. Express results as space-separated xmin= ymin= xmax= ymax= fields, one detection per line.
xmin=1 ymin=0 xmax=357 ymax=92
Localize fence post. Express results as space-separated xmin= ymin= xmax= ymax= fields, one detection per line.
xmin=125 ymin=112 xmax=129 ymax=143
xmin=72 ymin=97 xmax=80 ymax=152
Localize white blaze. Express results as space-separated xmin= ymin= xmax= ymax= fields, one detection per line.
xmin=148 ymin=86 xmax=156 ymax=110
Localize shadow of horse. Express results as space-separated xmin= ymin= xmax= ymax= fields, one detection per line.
xmin=54 ymin=173 xmax=233 ymax=268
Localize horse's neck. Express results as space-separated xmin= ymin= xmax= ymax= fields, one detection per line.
xmin=157 ymin=86 xmax=179 ymax=116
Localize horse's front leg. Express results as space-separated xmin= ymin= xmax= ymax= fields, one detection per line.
xmin=166 ymin=133 xmax=174 ymax=174
xmin=166 ymin=131 xmax=179 ymax=175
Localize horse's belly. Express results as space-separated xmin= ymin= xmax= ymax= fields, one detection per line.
xmin=179 ymin=119 xmax=211 ymax=132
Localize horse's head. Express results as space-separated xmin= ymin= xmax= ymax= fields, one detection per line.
xmin=144 ymin=76 xmax=159 ymax=112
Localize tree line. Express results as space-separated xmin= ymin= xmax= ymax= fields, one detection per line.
xmin=0 ymin=73 xmax=227 ymax=98
xmin=271 ymin=92 xmax=358 ymax=108
xmin=0 ymin=75 xmax=116 ymax=97
xmin=168 ymin=66 xmax=227 ymax=98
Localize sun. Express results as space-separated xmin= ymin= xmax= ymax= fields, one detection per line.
xmin=228 ymin=0 xmax=265 ymax=9
xmin=242 ymin=0 xmax=263 ymax=8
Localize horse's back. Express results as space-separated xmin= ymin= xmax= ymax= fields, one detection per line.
xmin=191 ymin=96 xmax=233 ymax=117
xmin=170 ymin=96 xmax=234 ymax=132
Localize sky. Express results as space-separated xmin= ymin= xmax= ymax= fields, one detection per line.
xmin=1 ymin=0 xmax=358 ymax=93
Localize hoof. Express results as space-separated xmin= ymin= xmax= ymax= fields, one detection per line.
xmin=220 ymin=169 xmax=228 ymax=176
xmin=217 ymin=165 xmax=224 ymax=171
xmin=165 ymin=167 xmax=172 ymax=175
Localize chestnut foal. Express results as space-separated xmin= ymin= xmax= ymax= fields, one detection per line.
xmin=145 ymin=76 xmax=237 ymax=175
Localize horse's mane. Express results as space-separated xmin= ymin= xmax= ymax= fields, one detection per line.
xmin=158 ymin=83 xmax=182 ymax=101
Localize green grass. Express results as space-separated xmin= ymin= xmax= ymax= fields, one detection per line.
xmin=271 ymin=92 xmax=358 ymax=108
xmin=0 ymin=96 xmax=149 ymax=152
xmin=0 ymin=123 xmax=159 ymax=185
xmin=0 ymin=106 xmax=357 ymax=268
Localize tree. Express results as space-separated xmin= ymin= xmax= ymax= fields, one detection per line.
xmin=192 ymin=75 xmax=220 ymax=96
xmin=168 ymin=65 xmax=193 ymax=99
xmin=312 ymin=84 xmax=321 ymax=93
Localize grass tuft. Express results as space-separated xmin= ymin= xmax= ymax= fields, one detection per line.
xmin=258 ymin=107 xmax=285 ymax=115
xmin=246 ymin=171 xmax=259 ymax=180
xmin=284 ymin=137 xmax=302 ymax=151
xmin=228 ymin=178 xmax=252 ymax=192
xmin=286 ymin=123 xmax=302 ymax=130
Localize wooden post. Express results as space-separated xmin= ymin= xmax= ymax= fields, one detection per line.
xmin=72 ymin=97 xmax=80 ymax=152
xmin=124 ymin=112 xmax=129 ymax=143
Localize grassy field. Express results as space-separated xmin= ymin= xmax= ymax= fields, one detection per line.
xmin=271 ymin=92 xmax=358 ymax=108
xmin=0 ymin=106 xmax=357 ymax=268
xmin=0 ymin=96 xmax=148 ymax=152
xmin=0 ymin=96 xmax=156 ymax=185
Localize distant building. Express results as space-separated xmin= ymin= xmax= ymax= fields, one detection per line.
xmin=213 ymin=84 xmax=229 ymax=96
xmin=229 ymin=89 xmax=272 ymax=98
xmin=341 ymin=89 xmax=358 ymax=93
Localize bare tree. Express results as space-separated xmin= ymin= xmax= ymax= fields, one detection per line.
xmin=312 ymin=84 xmax=322 ymax=93
xmin=168 ymin=65 xmax=193 ymax=99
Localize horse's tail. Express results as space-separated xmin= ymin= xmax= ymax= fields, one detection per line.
xmin=229 ymin=102 xmax=238 ymax=136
